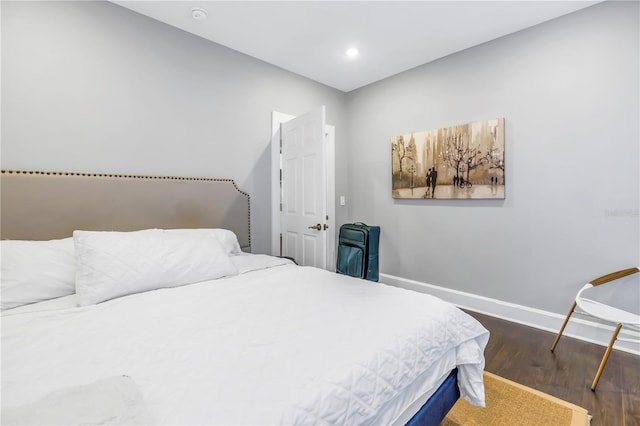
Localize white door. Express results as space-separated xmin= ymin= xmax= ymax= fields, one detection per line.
xmin=281 ymin=106 xmax=327 ymax=268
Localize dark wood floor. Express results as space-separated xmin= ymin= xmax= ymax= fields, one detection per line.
xmin=465 ymin=310 xmax=640 ymax=426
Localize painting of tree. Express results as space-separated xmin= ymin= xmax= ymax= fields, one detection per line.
xmin=391 ymin=118 xmax=505 ymax=199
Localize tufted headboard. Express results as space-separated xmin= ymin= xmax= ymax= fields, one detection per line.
xmin=0 ymin=170 xmax=251 ymax=251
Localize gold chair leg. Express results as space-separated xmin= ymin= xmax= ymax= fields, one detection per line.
xmin=551 ymin=302 xmax=576 ymax=352
xmin=591 ymin=323 xmax=622 ymax=391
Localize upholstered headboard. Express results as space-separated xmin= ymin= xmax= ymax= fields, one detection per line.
xmin=0 ymin=170 xmax=251 ymax=251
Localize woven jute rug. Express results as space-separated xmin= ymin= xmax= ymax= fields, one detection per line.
xmin=442 ymin=371 xmax=590 ymax=426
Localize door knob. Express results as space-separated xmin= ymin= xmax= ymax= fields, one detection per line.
xmin=308 ymin=223 xmax=322 ymax=231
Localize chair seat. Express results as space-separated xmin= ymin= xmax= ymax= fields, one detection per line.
xmin=576 ymin=294 xmax=640 ymax=328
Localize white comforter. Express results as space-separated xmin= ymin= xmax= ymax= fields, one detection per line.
xmin=2 ymin=257 xmax=489 ymax=425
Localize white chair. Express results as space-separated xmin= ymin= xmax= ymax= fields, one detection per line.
xmin=551 ymin=267 xmax=640 ymax=390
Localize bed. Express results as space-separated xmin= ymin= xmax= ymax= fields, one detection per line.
xmin=1 ymin=170 xmax=489 ymax=425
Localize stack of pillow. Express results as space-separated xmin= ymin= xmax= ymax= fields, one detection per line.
xmin=1 ymin=228 xmax=243 ymax=311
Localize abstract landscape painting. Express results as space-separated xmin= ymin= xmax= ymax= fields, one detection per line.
xmin=391 ymin=118 xmax=505 ymax=199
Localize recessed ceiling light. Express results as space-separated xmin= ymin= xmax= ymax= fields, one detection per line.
xmin=191 ymin=7 xmax=208 ymax=20
xmin=346 ymin=48 xmax=359 ymax=58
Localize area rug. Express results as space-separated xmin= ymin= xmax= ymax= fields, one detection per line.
xmin=442 ymin=371 xmax=590 ymax=426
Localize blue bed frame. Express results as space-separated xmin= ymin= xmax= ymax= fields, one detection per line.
xmin=405 ymin=369 xmax=459 ymax=426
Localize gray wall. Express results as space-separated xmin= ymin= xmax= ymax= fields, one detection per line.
xmin=1 ymin=0 xmax=349 ymax=255
xmin=345 ymin=1 xmax=639 ymax=314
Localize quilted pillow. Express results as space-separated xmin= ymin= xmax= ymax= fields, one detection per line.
xmin=73 ymin=229 xmax=238 ymax=306
xmin=1 ymin=238 xmax=77 ymax=311
xmin=210 ymin=229 xmax=243 ymax=255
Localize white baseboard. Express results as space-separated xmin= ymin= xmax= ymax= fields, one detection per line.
xmin=380 ymin=273 xmax=640 ymax=356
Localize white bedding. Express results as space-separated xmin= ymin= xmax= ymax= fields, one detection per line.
xmin=2 ymin=375 xmax=152 ymax=425
xmin=1 ymin=255 xmax=488 ymax=425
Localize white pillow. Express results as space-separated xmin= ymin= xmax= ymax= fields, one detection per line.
xmin=206 ymin=228 xmax=242 ymax=254
xmin=73 ymin=229 xmax=238 ymax=306
xmin=1 ymin=238 xmax=77 ymax=311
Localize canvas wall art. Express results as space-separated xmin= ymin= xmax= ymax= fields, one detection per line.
xmin=391 ymin=118 xmax=505 ymax=199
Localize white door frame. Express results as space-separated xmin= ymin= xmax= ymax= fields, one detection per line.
xmin=271 ymin=111 xmax=335 ymax=270
xmin=325 ymin=124 xmax=336 ymax=272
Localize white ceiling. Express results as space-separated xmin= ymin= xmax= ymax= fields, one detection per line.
xmin=112 ymin=1 xmax=601 ymax=92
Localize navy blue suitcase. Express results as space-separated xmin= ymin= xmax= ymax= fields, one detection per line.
xmin=336 ymin=222 xmax=380 ymax=282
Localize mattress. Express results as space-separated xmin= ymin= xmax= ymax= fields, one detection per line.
xmin=2 ymin=254 xmax=489 ymax=425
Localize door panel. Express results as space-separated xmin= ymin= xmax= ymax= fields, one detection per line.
xmin=303 ymin=155 xmax=318 ymax=215
xmin=285 ymin=158 xmax=298 ymax=215
xmin=281 ymin=106 xmax=326 ymax=268
xmin=303 ymin=234 xmax=318 ymax=266
xmin=286 ymin=231 xmax=297 ymax=256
